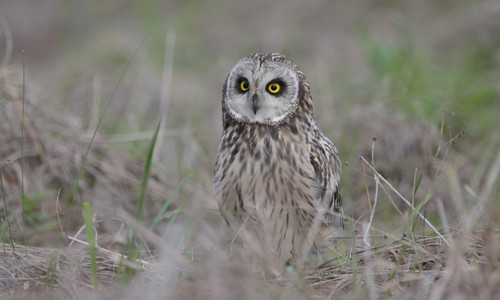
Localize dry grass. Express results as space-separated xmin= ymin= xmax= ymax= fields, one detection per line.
xmin=309 ymin=229 xmax=500 ymax=298
xmin=0 ymin=65 xmax=177 ymax=245
xmin=1 ymin=1 xmax=500 ymax=298
xmin=1 ymin=227 xmax=499 ymax=299
xmin=1 ymin=61 xmax=499 ymax=299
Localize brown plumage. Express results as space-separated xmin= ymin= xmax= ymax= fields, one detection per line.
xmin=214 ymin=53 xmax=342 ymax=269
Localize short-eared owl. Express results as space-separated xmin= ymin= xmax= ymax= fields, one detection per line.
xmin=214 ymin=53 xmax=342 ymax=268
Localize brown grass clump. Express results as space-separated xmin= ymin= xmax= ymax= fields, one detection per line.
xmin=1 ymin=228 xmax=499 ymax=299
xmin=0 ymin=65 xmax=176 ymax=245
xmin=308 ymin=229 xmax=500 ymax=299
xmin=1 ymin=244 xmax=122 ymax=293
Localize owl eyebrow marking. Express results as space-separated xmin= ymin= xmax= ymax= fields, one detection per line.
xmin=235 ymin=76 xmax=250 ymax=94
xmin=267 ymin=78 xmax=286 ymax=86
xmin=266 ymin=78 xmax=287 ymax=97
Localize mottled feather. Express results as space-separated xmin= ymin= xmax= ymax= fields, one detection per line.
xmin=214 ymin=53 xmax=342 ymax=268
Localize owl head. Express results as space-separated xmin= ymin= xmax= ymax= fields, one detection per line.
xmin=223 ymin=53 xmax=309 ymax=126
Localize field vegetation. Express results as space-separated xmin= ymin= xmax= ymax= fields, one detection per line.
xmin=0 ymin=1 xmax=499 ymax=299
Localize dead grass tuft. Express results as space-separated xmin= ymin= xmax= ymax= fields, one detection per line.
xmin=0 ymin=228 xmax=498 ymax=299
xmin=0 ymin=65 xmax=176 ymax=244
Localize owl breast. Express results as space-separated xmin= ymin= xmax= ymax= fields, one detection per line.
xmin=214 ymin=122 xmax=322 ymax=264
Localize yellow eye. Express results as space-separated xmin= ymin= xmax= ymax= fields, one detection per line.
xmin=239 ymin=80 xmax=250 ymax=92
xmin=267 ymin=82 xmax=281 ymax=94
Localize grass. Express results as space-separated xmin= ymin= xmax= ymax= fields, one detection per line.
xmin=1 ymin=0 xmax=499 ymax=299
xmin=123 ymin=118 xmax=161 ymax=280
xmin=82 ymin=202 xmax=98 ymax=291
xmin=20 ymin=50 xmax=26 ymax=253
xmin=0 ymin=165 xmax=15 ymax=253
xmin=136 ymin=119 xmax=162 ymax=222
xmin=71 ymin=34 xmax=149 ymax=205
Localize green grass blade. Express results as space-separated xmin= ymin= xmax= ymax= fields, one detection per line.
xmin=124 ymin=118 xmax=161 ymax=280
xmin=136 ymin=118 xmax=162 ymax=221
xmin=82 ymin=202 xmax=98 ymax=291
xmin=413 ymin=171 xmax=423 ymax=197
xmin=410 ymin=193 xmax=434 ymax=234
xmin=46 ymin=250 xmax=59 ymax=285
xmin=150 ymin=176 xmax=187 ymax=229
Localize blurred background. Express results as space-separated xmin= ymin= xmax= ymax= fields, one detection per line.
xmin=1 ymin=0 xmax=499 ymax=245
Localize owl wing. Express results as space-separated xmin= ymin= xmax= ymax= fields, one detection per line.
xmin=309 ymin=129 xmax=344 ymax=229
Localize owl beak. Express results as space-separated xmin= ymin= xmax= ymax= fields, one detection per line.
xmin=251 ymin=94 xmax=260 ymax=114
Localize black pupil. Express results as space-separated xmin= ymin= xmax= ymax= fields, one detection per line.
xmin=242 ymin=81 xmax=248 ymax=89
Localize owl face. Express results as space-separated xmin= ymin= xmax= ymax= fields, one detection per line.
xmin=224 ymin=54 xmax=301 ymax=125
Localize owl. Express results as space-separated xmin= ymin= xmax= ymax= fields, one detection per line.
xmin=214 ymin=53 xmax=343 ymax=270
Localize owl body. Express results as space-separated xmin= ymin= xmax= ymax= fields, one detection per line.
xmin=214 ymin=53 xmax=342 ymax=267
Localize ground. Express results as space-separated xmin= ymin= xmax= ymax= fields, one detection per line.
xmin=0 ymin=1 xmax=499 ymax=299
